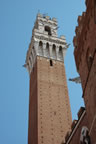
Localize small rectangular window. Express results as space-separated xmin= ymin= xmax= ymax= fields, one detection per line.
xmin=50 ymin=60 xmax=53 ymax=66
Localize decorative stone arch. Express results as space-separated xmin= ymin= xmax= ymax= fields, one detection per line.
xmin=58 ymin=46 xmax=63 ymax=60
xmin=52 ymin=44 xmax=56 ymax=59
xmin=39 ymin=41 xmax=43 ymax=56
xmin=45 ymin=26 xmax=51 ymax=36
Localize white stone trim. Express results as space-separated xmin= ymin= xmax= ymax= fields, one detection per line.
xmin=25 ymin=14 xmax=68 ymax=75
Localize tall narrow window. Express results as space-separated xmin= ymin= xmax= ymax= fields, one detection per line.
xmin=59 ymin=46 xmax=63 ymax=60
xmin=46 ymin=43 xmax=49 ymax=57
xmin=39 ymin=41 xmax=43 ymax=56
xmin=46 ymin=43 xmax=49 ymax=48
xmin=52 ymin=44 xmax=56 ymax=59
xmin=50 ymin=60 xmax=53 ymax=66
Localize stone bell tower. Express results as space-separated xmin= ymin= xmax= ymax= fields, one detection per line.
xmin=25 ymin=13 xmax=72 ymax=144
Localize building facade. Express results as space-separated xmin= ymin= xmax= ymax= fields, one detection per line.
xmin=64 ymin=0 xmax=96 ymax=143
xmin=25 ymin=14 xmax=72 ymax=144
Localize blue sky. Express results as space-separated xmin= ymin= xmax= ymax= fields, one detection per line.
xmin=0 ymin=0 xmax=86 ymax=144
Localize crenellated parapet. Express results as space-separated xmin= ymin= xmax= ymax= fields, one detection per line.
xmin=25 ymin=13 xmax=68 ymax=75
xmin=73 ymin=0 xmax=96 ymax=73
xmin=73 ymin=12 xmax=86 ymax=51
xmin=73 ymin=0 xmax=96 ymax=91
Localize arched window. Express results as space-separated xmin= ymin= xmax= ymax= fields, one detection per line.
xmin=45 ymin=26 xmax=51 ymax=36
xmin=58 ymin=46 xmax=63 ymax=60
xmin=39 ymin=41 xmax=43 ymax=47
xmin=52 ymin=44 xmax=56 ymax=59
xmin=46 ymin=43 xmax=49 ymax=49
xmin=45 ymin=43 xmax=49 ymax=57
xmin=39 ymin=41 xmax=43 ymax=56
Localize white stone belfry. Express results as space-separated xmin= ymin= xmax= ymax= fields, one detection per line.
xmin=25 ymin=13 xmax=68 ymax=75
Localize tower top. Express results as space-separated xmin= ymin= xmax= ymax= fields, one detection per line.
xmin=25 ymin=13 xmax=69 ymax=75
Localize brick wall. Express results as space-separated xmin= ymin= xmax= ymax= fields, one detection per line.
xmin=28 ymin=59 xmax=38 ymax=144
xmin=73 ymin=0 xmax=96 ymax=143
xmin=28 ymin=56 xmax=72 ymax=144
xmin=37 ymin=56 xmax=72 ymax=144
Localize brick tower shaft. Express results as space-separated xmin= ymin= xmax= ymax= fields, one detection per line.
xmin=25 ymin=13 xmax=72 ymax=144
